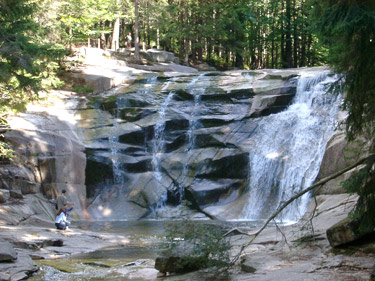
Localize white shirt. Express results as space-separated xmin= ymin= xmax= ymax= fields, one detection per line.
xmin=55 ymin=212 xmax=67 ymax=224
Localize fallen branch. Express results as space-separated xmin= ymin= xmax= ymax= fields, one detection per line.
xmin=227 ymin=153 xmax=375 ymax=266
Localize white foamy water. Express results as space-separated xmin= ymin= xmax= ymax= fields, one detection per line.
xmin=241 ymin=71 xmax=342 ymax=222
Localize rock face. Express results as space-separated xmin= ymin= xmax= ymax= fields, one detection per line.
xmin=316 ymin=131 xmax=371 ymax=195
xmin=81 ymin=67 xmax=342 ymax=221
xmin=2 ymin=91 xmax=87 ymax=219
xmin=2 ymin=65 xmax=342 ymax=222
xmin=82 ymin=69 xmax=306 ymax=219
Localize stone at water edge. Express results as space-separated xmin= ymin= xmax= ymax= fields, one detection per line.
xmin=9 ymin=190 xmax=23 ymax=199
xmin=326 ymin=217 xmax=373 ymax=247
xmin=0 ymin=190 xmax=8 ymax=203
xmin=0 ymin=239 xmax=17 ymax=262
xmin=154 ymin=242 xmax=208 ymax=274
xmin=240 ymin=256 xmax=262 ymax=274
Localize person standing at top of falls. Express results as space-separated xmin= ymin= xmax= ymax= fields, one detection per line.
xmin=126 ymin=32 xmax=132 ymax=49
xmin=56 ymin=189 xmax=74 ymax=214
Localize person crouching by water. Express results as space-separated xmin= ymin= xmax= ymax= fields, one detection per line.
xmin=55 ymin=205 xmax=71 ymax=230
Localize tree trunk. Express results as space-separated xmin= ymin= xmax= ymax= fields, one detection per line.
xmin=184 ymin=3 xmax=189 ymax=65
xmin=157 ymin=28 xmax=160 ymax=49
xmin=284 ymin=0 xmax=293 ymax=68
xmin=111 ymin=0 xmax=121 ymax=50
xmin=293 ymin=0 xmax=298 ymax=68
xmin=134 ymin=0 xmax=140 ymax=60
xmin=111 ymin=18 xmax=120 ymax=50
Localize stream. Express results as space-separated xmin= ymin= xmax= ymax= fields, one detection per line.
xmin=30 ymin=219 xmax=261 ymax=280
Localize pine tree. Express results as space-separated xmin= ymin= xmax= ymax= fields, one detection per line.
xmin=0 ymin=0 xmax=64 ymax=159
xmin=312 ymin=0 xmax=375 ymax=232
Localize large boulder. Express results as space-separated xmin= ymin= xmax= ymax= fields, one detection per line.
xmin=146 ymin=49 xmax=175 ymax=63
xmin=326 ymin=217 xmax=374 ymax=247
xmin=317 ymin=132 xmax=368 ymax=180
xmin=155 ymin=242 xmax=208 ymax=274
xmin=316 ymin=132 xmax=370 ymax=195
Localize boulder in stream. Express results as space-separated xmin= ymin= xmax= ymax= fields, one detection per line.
xmin=155 ymin=242 xmax=208 ymax=274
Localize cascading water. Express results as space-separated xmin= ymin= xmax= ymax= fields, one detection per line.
xmin=152 ymin=89 xmax=174 ymax=183
xmin=186 ymin=75 xmax=206 ymax=152
xmin=178 ymin=74 xmax=211 ymax=202
xmin=241 ymin=71 xmax=342 ymax=222
xmin=85 ymin=67 xmax=343 ymax=221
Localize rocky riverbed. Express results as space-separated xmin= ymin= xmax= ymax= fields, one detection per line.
xmin=0 ymin=192 xmax=374 ymax=280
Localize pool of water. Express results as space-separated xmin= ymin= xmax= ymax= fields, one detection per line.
xmin=30 ymin=219 xmax=261 ymax=280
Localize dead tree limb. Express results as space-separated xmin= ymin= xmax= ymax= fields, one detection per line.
xmin=227 ymin=153 xmax=375 ymax=266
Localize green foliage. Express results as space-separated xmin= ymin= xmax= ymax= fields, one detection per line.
xmin=0 ymin=118 xmax=15 ymax=163
xmin=342 ymin=155 xmax=375 ymax=233
xmin=72 ymin=85 xmax=94 ymax=93
xmin=0 ymin=0 xmax=66 ymax=159
xmin=0 ymin=140 xmax=15 ymax=163
xmin=311 ymin=0 xmax=375 ymax=140
xmin=163 ymin=219 xmax=230 ymax=272
xmin=312 ymin=0 xmax=375 ymax=232
xmin=59 ymin=0 xmax=132 ymax=44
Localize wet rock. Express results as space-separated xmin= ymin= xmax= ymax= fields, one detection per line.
xmin=173 ymin=89 xmax=194 ymax=101
xmin=118 ymin=127 xmax=154 ymax=146
xmin=248 ymin=93 xmax=295 ymax=118
xmin=326 ymin=217 xmax=371 ymax=247
xmin=155 ymin=242 xmax=207 ymax=274
xmin=9 ymin=190 xmax=23 ymax=200
xmin=83 ymin=262 xmax=110 ymax=268
xmin=87 ymin=171 xmax=171 ymax=220
xmin=118 ymin=107 xmax=155 ymax=122
xmin=0 ymin=239 xmax=17 ymax=262
xmin=193 ymin=149 xmax=249 ymax=179
xmin=371 ymin=263 xmax=375 ymax=281
xmin=0 ymin=272 xmax=10 ymax=281
xmin=187 ymin=178 xmax=245 ymax=208
xmin=199 ymin=118 xmax=232 ymax=129
xmin=0 ymin=251 xmax=37 ymax=281
xmin=0 ymin=189 xmax=9 ymax=203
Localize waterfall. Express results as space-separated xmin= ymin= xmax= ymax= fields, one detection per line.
xmin=241 ymin=71 xmax=342 ymax=222
xmin=186 ymin=77 xmax=204 ymax=152
xmin=177 ymin=74 xmax=211 ymax=203
xmin=152 ymin=91 xmax=174 ymax=182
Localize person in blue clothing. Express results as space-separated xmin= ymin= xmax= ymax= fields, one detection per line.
xmin=55 ymin=205 xmax=71 ymax=230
